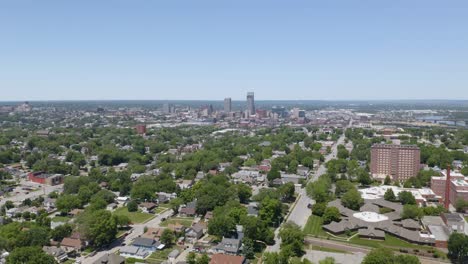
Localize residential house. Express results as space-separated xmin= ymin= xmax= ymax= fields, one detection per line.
xmin=179 ymin=200 xmax=197 ymax=217
xmin=132 ymin=237 xmax=160 ymax=252
xmin=106 ymin=203 xmax=118 ymax=211
xmin=178 ymin=180 xmax=194 ymax=190
xmin=185 ymin=223 xmax=205 ymax=243
xmin=116 ymin=196 xmax=130 ymax=204
xmin=204 ymin=211 xmax=213 ymax=222
xmin=157 ymin=192 xmax=177 ymax=204
xmin=119 ymin=246 xmax=150 ymax=259
xmin=168 ymin=249 xmax=180 ymax=263
xmin=139 ymin=202 xmax=157 ymax=214
xmin=212 ymin=238 xmax=242 ymax=255
xmin=60 ymin=237 xmax=84 ymax=253
xmin=210 ymin=254 xmax=246 ymax=264
xmin=247 ymin=203 xmax=259 ymax=217
xmin=43 ymin=198 xmax=57 ymax=212
xmin=43 ymin=246 xmax=68 ymax=262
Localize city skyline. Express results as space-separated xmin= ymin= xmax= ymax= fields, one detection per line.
xmin=1 ymin=1 xmax=468 ymax=101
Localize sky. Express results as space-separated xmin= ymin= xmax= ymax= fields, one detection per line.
xmin=1 ymin=0 xmax=468 ymax=101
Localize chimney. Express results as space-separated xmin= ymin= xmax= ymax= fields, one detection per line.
xmin=444 ymin=165 xmax=451 ymax=210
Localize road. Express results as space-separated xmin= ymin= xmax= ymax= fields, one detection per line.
xmin=81 ymin=209 xmax=174 ymax=264
xmin=266 ymin=126 xmax=348 ymax=253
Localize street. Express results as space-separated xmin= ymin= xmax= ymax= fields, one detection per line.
xmin=266 ymin=126 xmax=348 ymax=253
xmin=81 ymin=209 xmax=174 ymax=264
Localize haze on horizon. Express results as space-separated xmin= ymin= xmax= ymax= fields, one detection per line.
xmin=1 ymin=0 xmax=467 ymax=101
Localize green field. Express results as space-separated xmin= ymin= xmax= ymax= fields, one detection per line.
xmin=160 ymin=217 xmax=194 ymax=227
xmin=114 ymin=207 xmax=154 ymax=224
xmin=304 ymin=215 xmax=328 ymax=237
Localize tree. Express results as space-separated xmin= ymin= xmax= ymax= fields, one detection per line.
xmin=306 ymin=177 xmax=331 ymax=203
xmin=448 ymin=232 xmax=468 ymax=264
xmin=383 ymin=188 xmax=396 ymax=202
xmin=242 ymin=238 xmax=255 ymax=259
xmin=160 ymin=229 xmax=175 ymax=246
xmin=259 ymin=197 xmax=283 ymax=226
xmin=278 ymin=182 xmax=295 ymax=202
xmin=455 ymin=198 xmax=468 ymax=213
xmin=7 ymin=246 xmax=57 ymax=264
xmin=77 ymin=210 xmax=117 ymax=248
xmin=16 ymin=227 xmax=50 ymax=248
xmin=186 ymin=252 xmax=197 ymax=264
xmin=114 ymin=214 xmax=131 ymax=227
xmin=236 ymin=183 xmax=252 ymax=204
xmin=197 ymin=254 xmax=210 ymax=264
xmin=127 ymin=200 xmax=138 ymax=212
xmin=335 ymin=180 xmax=354 ymax=197
xmin=312 ymin=202 xmax=326 ymax=217
xmin=267 ymin=168 xmax=281 ymax=181
xmin=56 ymin=194 xmax=81 ymax=213
xmin=398 ymin=191 xmax=416 ymax=205
xmin=51 ymin=224 xmax=73 ymax=241
xmin=208 ymin=214 xmax=235 ymax=237
xmin=323 ymin=207 xmax=341 ymax=224
xmin=279 ymin=222 xmax=305 ymax=257
xmin=401 ymin=204 xmax=422 ymax=220
xmin=357 ymin=169 xmax=372 ymax=185
xmin=361 ymin=248 xmax=395 ymax=264
xmin=394 ymin=255 xmax=420 ymax=264
xmin=341 ymin=188 xmax=363 ymax=210
xmin=319 ymin=257 xmax=336 ymax=264
xmin=384 ymin=175 xmax=392 ymax=185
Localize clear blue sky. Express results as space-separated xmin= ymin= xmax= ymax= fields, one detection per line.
xmin=1 ymin=0 xmax=467 ymax=101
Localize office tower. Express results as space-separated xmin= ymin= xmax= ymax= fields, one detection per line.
xmin=370 ymin=144 xmax=420 ymax=182
xmin=247 ymin=92 xmax=255 ymax=116
xmin=224 ymin=97 xmax=232 ymax=113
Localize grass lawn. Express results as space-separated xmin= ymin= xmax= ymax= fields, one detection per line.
xmin=346 ymin=234 xmax=433 ymax=250
xmin=155 ymin=207 xmax=167 ymax=214
xmin=114 ymin=207 xmax=154 ymax=224
xmin=146 ymin=246 xmax=182 ymax=263
xmin=160 ymin=217 xmax=194 ymax=227
xmin=304 ymin=215 xmax=328 ymax=237
xmin=51 ymin=215 xmax=72 ymax=222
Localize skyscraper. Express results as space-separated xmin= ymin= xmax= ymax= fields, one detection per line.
xmin=247 ymin=92 xmax=255 ymax=116
xmin=224 ymin=98 xmax=232 ymax=113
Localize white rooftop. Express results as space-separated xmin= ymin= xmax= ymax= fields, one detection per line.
xmin=353 ymin=211 xmax=389 ymax=223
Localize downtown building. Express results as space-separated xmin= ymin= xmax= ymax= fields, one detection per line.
xmin=246 ymin=92 xmax=255 ymax=116
xmin=224 ymin=97 xmax=232 ymax=113
xmin=370 ymin=144 xmax=420 ymax=182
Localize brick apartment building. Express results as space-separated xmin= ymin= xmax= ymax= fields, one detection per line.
xmin=431 ymin=170 xmax=468 ymax=206
xmin=370 ymin=144 xmax=420 ymax=182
